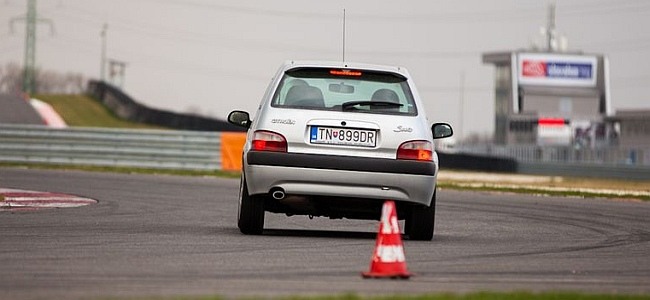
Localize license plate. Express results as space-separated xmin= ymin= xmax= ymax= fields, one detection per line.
xmin=310 ymin=126 xmax=377 ymax=147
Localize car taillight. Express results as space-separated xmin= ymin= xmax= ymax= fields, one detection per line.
xmin=251 ymin=130 xmax=287 ymax=152
xmin=397 ymin=140 xmax=433 ymax=161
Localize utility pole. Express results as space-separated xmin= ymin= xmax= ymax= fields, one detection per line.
xmin=9 ymin=0 xmax=55 ymax=95
xmin=546 ymin=1 xmax=557 ymax=52
xmin=342 ymin=9 xmax=346 ymax=63
xmin=22 ymin=0 xmax=36 ymax=94
xmin=100 ymin=23 xmax=108 ymax=82
xmin=458 ymin=71 xmax=465 ymax=142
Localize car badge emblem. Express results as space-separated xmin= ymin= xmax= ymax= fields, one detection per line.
xmin=394 ymin=126 xmax=413 ymax=133
xmin=271 ymin=119 xmax=296 ymax=125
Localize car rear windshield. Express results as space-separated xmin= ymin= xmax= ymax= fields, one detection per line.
xmin=271 ymin=67 xmax=417 ymax=115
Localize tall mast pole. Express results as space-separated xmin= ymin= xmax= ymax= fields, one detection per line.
xmin=23 ymin=0 xmax=37 ymax=94
xmin=100 ymin=23 xmax=108 ymax=82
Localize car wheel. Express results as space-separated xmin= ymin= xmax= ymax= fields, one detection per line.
xmin=237 ymin=173 xmax=265 ymax=235
xmin=405 ymin=191 xmax=436 ymax=241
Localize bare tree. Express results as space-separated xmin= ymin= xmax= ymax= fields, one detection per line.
xmin=0 ymin=62 xmax=86 ymax=94
xmin=0 ymin=63 xmax=23 ymax=94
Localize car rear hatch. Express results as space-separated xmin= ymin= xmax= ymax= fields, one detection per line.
xmin=257 ymin=108 xmax=429 ymax=160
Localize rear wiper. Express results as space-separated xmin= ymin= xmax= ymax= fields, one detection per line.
xmin=341 ymin=101 xmax=403 ymax=111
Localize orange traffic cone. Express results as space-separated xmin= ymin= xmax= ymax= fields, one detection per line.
xmin=362 ymin=200 xmax=412 ymax=279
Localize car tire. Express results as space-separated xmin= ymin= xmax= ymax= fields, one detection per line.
xmin=237 ymin=174 xmax=265 ymax=235
xmin=405 ymin=191 xmax=436 ymax=241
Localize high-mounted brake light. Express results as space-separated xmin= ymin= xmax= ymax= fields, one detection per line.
xmin=251 ymin=130 xmax=287 ymax=152
xmin=538 ymin=118 xmax=567 ymax=126
xmin=330 ymin=69 xmax=362 ymax=77
xmin=397 ymin=140 xmax=433 ymax=161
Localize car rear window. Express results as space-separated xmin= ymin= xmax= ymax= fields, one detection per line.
xmin=271 ymin=67 xmax=417 ymax=115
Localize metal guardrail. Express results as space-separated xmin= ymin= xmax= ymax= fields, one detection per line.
xmin=437 ymin=143 xmax=650 ymax=180
xmin=442 ymin=143 xmax=649 ymax=166
xmin=2 ymin=124 xmax=649 ymax=179
xmin=0 ymin=124 xmax=222 ymax=170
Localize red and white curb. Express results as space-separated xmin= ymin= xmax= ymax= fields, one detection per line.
xmin=0 ymin=188 xmax=97 ymax=211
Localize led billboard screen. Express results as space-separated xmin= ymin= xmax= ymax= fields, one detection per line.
xmin=517 ymin=53 xmax=598 ymax=87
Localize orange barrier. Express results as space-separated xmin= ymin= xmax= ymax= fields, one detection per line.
xmin=220 ymin=132 xmax=247 ymax=171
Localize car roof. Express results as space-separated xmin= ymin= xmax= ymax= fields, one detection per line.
xmin=280 ymin=60 xmax=411 ymax=78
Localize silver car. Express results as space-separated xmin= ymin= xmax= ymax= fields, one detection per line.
xmin=228 ymin=61 xmax=452 ymax=240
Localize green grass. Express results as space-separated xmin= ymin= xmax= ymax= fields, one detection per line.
xmin=438 ymin=182 xmax=650 ymax=201
xmin=294 ymin=293 xmax=649 ymax=300
xmin=33 ymin=94 xmax=166 ymax=129
xmin=85 ymin=292 xmax=650 ymax=300
xmin=0 ymin=162 xmax=240 ymax=179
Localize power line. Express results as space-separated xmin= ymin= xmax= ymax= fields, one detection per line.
xmin=142 ymin=0 xmax=650 ymax=22
xmin=611 ymin=74 xmax=650 ymax=87
xmin=48 ymin=5 xmax=336 ymax=55
xmin=44 ymin=2 xmax=650 ymax=59
xmin=48 ymin=4 xmax=485 ymax=59
xmin=560 ymin=1 xmax=650 ymax=16
xmin=419 ymin=86 xmax=491 ymax=93
xmin=578 ymin=39 xmax=650 ymax=51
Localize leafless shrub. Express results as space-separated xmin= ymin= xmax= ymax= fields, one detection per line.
xmin=0 ymin=62 xmax=86 ymax=94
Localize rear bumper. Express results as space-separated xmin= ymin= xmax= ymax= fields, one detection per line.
xmin=247 ymin=151 xmax=436 ymax=176
xmin=244 ymin=151 xmax=437 ymax=206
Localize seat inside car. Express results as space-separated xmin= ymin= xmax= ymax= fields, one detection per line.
xmin=371 ymin=88 xmax=400 ymax=103
xmin=370 ymin=88 xmax=400 ymax=110
xmin=284 ymin=85 xmax=325 ymax=108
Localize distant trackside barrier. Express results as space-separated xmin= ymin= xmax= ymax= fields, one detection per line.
xmin=0 ymin=124 xmax=246 ymax=171
xmin=2 ymin=124 xmax=649 ymax=179
xmin=86 ymin=80 xmax=245 ymax=132
xmin=437 ymin=152 xmax=517 ymax=173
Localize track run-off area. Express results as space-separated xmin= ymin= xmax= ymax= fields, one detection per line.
xmin=0 ymin=167 xmax=648 ymax=299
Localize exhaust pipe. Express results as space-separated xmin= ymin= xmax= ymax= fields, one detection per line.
xmin=271 ymin=188 xmax=285 ymax=200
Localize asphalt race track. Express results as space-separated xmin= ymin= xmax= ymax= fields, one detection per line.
xmin=1 ymin=167 xmax=649 ymax=298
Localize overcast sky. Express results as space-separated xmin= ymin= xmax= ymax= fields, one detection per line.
xmin=2 ymin=0 xmax=649 ymax=138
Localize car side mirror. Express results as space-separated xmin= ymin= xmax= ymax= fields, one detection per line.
xmin=431 ymin=123 xmax=453 ymax=139
xmin=228 ymin=110 xmax=251 ymax=128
